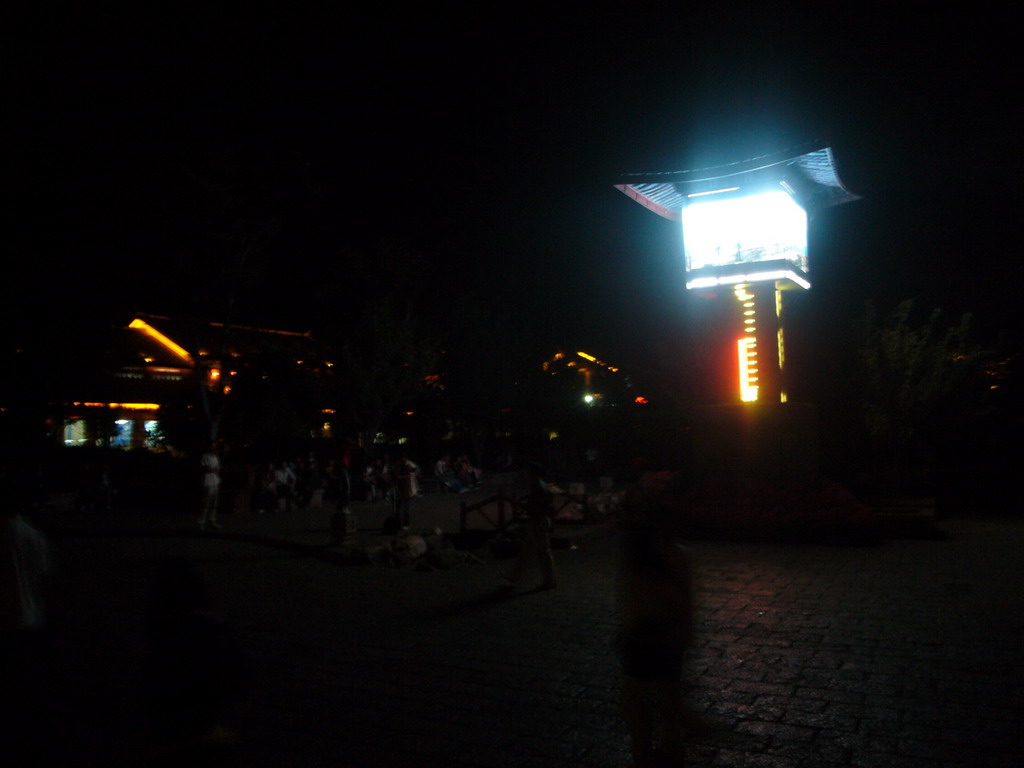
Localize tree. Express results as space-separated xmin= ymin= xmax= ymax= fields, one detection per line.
xmin=853 ymin=299 xmax=994 ymax=489
xmin=153 ymin=147 xmax=318 ymax=442
xmin=311 ymin=241 xmax=442 ymax=452
xmin=334 ymin=296 xmax=440 ymax=449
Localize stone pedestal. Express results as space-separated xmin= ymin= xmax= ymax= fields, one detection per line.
xmin=688 ymin=402 xmax=819 ymax=483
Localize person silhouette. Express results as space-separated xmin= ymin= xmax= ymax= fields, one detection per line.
xmin=502 ymin=462 xmax=557 ymax=590
xmin=616 ymin=471 xmax=698 ymax=768
xmin=143 ymin=558 xmax=247 ymax=763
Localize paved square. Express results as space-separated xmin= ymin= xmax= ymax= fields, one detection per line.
xmin=38 ymin=507 xmax=1024 ymax=767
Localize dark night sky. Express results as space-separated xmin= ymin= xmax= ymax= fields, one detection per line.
xmin=11 ymin=9 xmax=1022 ymax=382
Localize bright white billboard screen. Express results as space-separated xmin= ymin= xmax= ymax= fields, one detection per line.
xmin=682 ymin=190 xmax=808 ymax=275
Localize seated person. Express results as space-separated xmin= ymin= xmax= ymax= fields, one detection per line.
xmin=455 ymin=454 xmax=481 ymax=489
xmin=433 ymin=454 xmax=465 ymax=493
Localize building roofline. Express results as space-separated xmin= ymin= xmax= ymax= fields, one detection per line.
xmin=615 ymin=143 xmax=860 ymax=221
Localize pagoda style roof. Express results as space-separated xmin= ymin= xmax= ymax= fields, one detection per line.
xmin=614 ymin=144 xmax=859 ymax=221
xmin=130 ymin=314 xmax=320 ymax=361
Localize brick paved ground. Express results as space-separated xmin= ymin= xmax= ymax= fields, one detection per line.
xmin=30 ymin=494 xmax=1024 ymax=767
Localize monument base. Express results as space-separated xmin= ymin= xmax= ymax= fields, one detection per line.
xmin=687 ymin=402 xmax=819 ymax=484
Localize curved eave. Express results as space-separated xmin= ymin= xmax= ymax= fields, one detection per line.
xmin=791 ymin=147 xmax=860 ymax=210
xmin=615 ymin=145 xmax=860 ymax=221
xmin=613 ymin=184 xmax=682 ymax=221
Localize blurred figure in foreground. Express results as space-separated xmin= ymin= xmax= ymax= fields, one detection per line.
xmin=1 ymin=470 xmax=60 ymax=767
xmin=143 ymin=558 xmax=247 ymax=766
xmin=616 ymin=470 xmax=698 ymax=768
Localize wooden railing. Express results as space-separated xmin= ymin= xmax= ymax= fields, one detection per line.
xmin=459 ymin=490 xmax=526 ymax=533
xmin=459 ymin=487 xmax=590 ymax=533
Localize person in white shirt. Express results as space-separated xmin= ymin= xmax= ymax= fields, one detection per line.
xmin=2 ymin=484 xmax=57 ymax=761
xmin=199 ymin=442 xmax=222 ymax=530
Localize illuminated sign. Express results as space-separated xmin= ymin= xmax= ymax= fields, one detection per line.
xmin=737 ymin=337 xmax=759 ymax=402
xmin=682 ymin=189 xmax=808 ymax=289
xmin=615 ymin=145 xmax=859 ymax=404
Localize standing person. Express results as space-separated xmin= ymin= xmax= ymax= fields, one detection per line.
xmin=273 ymin=461 xmax=296 ymax=512
xmin=615 ymin=471 xmax=697 ymax=768
xmin=337 ymin=456 xmax=353 ymax=511
xmin=502 ymin=462 xmax=557 ymax=590
xmin=199 ymin=441 xmax=222 ymax=530
xmin=257 ymin=462 xmax=277 ymax=514
xmin=388 ymin=456 xmax=414 ymax=529
xmin=403 ymin=455 xmax=422 ymax=497
xmin=362 ymin=461 xmax=378 ymax=501
xmin=324 ymin=459 xmax=347 ymax=512
xmin=2 ymin=474 xmax=61 ymax=766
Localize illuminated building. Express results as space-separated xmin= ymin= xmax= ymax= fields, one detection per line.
xmin=541 ymin=349 xmax=642 ymax=407
xmin=51 ymin=317 xmax=197 ymax=449
xmin=8 ymin=314 xmax=328 ymax=450
xmin=616 ymin=143 xmax=858 ymax=404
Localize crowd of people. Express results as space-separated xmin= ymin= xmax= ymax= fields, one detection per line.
xmin=223 ymin=450 xmax=486 ymax=522
xmin=251 ymin=455 xmax=353 ymax=515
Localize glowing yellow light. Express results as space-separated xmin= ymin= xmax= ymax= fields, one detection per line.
xmin=577 ymin=351 xmax=598 ymax=362
xmin=737 ymin=337 xmax=759 ymax=402
xmin=129 ymin=318 xmax=193 ymax=364
xmin=78 ymin=402 xmax=160 ymax=410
